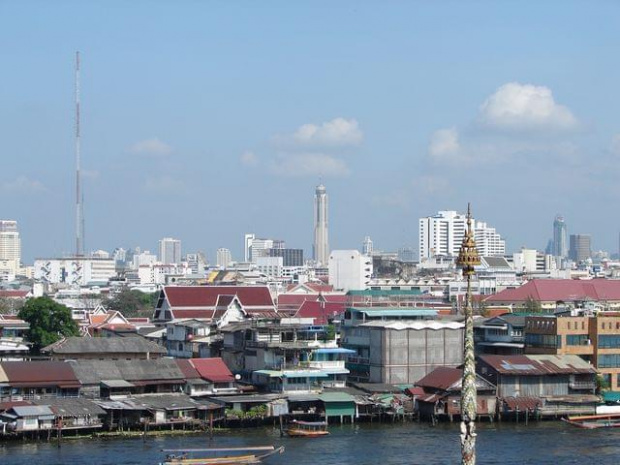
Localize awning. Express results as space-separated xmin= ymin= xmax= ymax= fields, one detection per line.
xmin=101 ymin=380 xmax=135 ymax=388
xmin=283 ymin=371 xmax=328 ymax=379
xmin=313 ymin=348 xmax=356 ymax=354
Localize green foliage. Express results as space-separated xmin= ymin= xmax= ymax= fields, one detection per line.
xmin=104 ymin=288 xmax=159 ymax=318
xmin=524 ymin=296 xmax=543 ymax=314
xmin=323 ymin=324 xmax=336 ymax=341
xmin=18 ymin=297 xmax=80 ymax=353
xmin=596 ymin=374 xmax=611 ymax=392
xmin=0 ymin=297 xmax=25 ymax=315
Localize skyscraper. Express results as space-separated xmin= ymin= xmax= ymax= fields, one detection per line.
xmin=313 ymin=184 xmax=329 ymax=266
xmin=362 ymin=236 xmax=373 ymax=256
xmin=552 ymin=215 xmax=568 ymax=259
xmin=569 ymin=234 xmax=592 ymax=263
xmin=0 ymin=220 xmax=21 ymax=273
xmin=158 ymin=237 xmax=181 ymax=265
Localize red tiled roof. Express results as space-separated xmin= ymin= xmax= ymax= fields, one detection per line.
xmin=164 ymin=286 xmax=274 ymax=308
xmin=405 ymin=387 xmax=426 ymax=397
xmin=170 ymin=310 xmax=217 ymax=320
xmin=0 ymin=400 xmax=32 ymax=412
xmin=294 ymin=301 xmax=346 ymax=325
xmin=1 ymin=361 xmax=80 ymax=386
xmin=0 ymin=290 xmax=29 ymax=298
xmin=216 ymin=295 xmax=236 ymax=307
xmin=190 ymin=358 xmax=234 ymax=383
xmin=486 ymin=279 xmax=620 ymax=303
xmin=176 ymin=359 xmax=201 ymax=379
xmin=415 ymin=367 xmax=462 ymax=391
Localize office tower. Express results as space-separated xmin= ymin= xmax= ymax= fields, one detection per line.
xmin=419 ymin=211 xmax=504 ymax=262
xmin=216 ymin=248 xmax=232 ymax=268
xmin=569 ymin=234 xmax=592 ymax=263
xmin=0 ymin=220 xmax=21 ymax=272
xmin=244 ymin=233 xmax=255 ymax=262
xmin=553 ymin=215 xmax=568 ymax=258
xmin=158 ymin=237 xmax=181 ymax=265
xmin=268 ymin=248 xmax=304 ymax=267
xmin=362 ymin=236 xmax=373 ymax=256
xmin=313 ymin=184 xmax=329 ymax=266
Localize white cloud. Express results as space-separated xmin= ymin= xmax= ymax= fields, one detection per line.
xmin=478 ymin=82 xmax=578 ymax=131
xmin=428 ymin=128 xmax=462 ymax=160
xmin=240 ymin=150 xmax=259 ymax=167
xmin=143 ymin=175 xmax=187 ymax=193
xmin=2 ymin=176 xmax=46 ymax=193
xmin=270 ymin=153 xmax=350 ymax=177
xmin=128 ymin=138 xmax=173 ymax=157
xmin=276 ymin=118 xmax=363 ymax=147
xmin=611 ymin=134 xmax=620 ymax=156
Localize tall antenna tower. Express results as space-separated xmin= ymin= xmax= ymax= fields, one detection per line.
xmin=75 ymin=51 xmax=84 ymax=256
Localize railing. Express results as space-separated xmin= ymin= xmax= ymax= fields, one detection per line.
xmin=569 ymin=381 xmax=596 ymax=390
xmin=347 ymin=356 xmax=370 ymax=365
xmin=306 ymin=360 xmax=345 ymax=369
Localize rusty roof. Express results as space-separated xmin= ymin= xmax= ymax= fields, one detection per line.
xmin=479 ymin=354 xmax=596 ymax=375
xmin=0 ymin=361 xmax=80 ymax=387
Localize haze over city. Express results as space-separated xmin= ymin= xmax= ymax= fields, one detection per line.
xmin=2 ymin=2 xmax=620 ymax=262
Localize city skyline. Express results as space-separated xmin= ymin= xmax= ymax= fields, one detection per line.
xmin=3 ymin=3 xmax=620 ymax=262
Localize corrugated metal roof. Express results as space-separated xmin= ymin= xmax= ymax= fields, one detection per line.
xmin=11 ymin=405 xmax=54 ymax=417
xmin=190 ymin=358 xmax=234 ymax=383
xmin=33 ymin=397 xmax=106 ymax=416
xmin=480 ymin=354 xmax=596 ymax=375
xmin=319 ymin=392 xmax=355 ymax=403
xmin=43 ymin=336 xmax=166 ymax=354
xmin=350 ymin=308 xmax=437 ymax=317
xmin=70 ymin=359 xmax=185 ymax=384
xmin=1 ymin=361 xmax=80 ymax=386
xmin=361 ymin=321 xmax=464 ymax=330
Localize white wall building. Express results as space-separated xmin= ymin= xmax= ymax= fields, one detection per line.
xmin=256 ymin=256 xmax=284 ymax=278
xmin=216 ymin=248 xmax=232 ymax=268
xmin=328 ymin=250 xmax=372 ymax=292
xmin=34 ymin=257 xmax=116 ymax=285
xmin=419 ymin=210 xmax=505 ymax=262
xmin=0 ymin=220 xmax=21 ymax=275
xmin=159 ymin=237 xmax=181 ymax=265
xmin=132 ymin=250 xmax=157 ymax=269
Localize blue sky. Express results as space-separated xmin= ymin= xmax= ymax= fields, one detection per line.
xmin=2 ymin=1 xmax=620 ymax=262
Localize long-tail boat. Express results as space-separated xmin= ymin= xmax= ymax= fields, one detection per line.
xmin=159 ymin=445 xmax=285 ymax=465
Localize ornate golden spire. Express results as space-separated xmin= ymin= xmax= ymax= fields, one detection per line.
xmin=457 ymin=203 xmax=480 ymax=276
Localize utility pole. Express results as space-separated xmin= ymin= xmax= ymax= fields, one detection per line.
xmin=75 ymin=51 xmax=84 ymax=257
xmin=457 ymin=203 xmax=480 ymax=465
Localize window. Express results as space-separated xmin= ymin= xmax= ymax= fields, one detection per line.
xmin=566 ymin=334 xmax=589 ymax=346
xmin=599 ymin=335 xmax=620 ymax=349
xmin=598 ymin=355 xmax=620 ymax=368
xmin=525 ymin=334 xmax=559 ymax=349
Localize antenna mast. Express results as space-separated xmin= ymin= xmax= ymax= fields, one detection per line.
xmin=75 ymin=51 xmax=84 ymax=257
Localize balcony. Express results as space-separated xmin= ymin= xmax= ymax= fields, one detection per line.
xmin=306 ymin=360 xmax=346 ymax=370
xmin=569 ymin=381 xmax=596 ymax=391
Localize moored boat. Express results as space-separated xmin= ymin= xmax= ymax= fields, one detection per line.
xmin=159 ymin=445 xmax=285 ymax=465
xmin=562 ymin=413 xmax=620 ymax=429
xmin=286 ymin=420 xmax=330 ymax=438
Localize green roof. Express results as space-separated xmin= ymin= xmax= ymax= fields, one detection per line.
xmin=347 ymin=289 xmax=422 ymax=296
xmin=349 ymin=307 xmax=437 ymax=317
xmin=319 ymin=392 xmax=355 ymax=403
xmin=602 ymin=391 xmax=620 ymax=402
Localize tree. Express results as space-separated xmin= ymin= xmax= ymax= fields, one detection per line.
xmin=103 ymin=288 xmax=159 ymax=318
xmin=0 ymin=297 xmax=25 ymax=315
xmin=524 ymin=296 xmax=543 ymax=314
xmin=18 ymin=297 xmax=80 ymax=353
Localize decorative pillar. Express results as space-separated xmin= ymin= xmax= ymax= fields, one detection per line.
xmin=457 ymin=204 xmax=480 ymax=465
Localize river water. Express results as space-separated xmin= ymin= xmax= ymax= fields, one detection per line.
xmin=0 ymin=421 xmax=616 ymax=465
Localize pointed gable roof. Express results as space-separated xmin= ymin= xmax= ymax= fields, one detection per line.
xmin=190 ymin=358 xmax=235 ymax=383
xmin=294 ymin=301 xmax=346 ymax=325
xmin=164 ymin=286 xmax=274 ymax=308
xmin=486 ymin=279 xmax=620 ymax=304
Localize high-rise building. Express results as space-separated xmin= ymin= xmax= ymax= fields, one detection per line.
xmin=328 ymin=250 xmax=372 ymax=292
xmin=419 ymin=211 xmax=505 ymax=262
xmin=362 ymin=236 xmax=373 ymax=256
xmin=268 ymin=248 xmax=304 ymax=267
xmin=0 ymin=220 xmax=21 ymax=273
xmin=244 ymin=233 xmax=255 ymax=262
xmin=569 ymin=234 xmax=592 ymax=263
xmin=159 ymin=237 xmax=181 ymax=265
xmin=553 ymin=215 xmax=568 ymax=259
xmin=313 ymin=184 xmax=329 ymax=266
xmin=216 ymin=248 xmax=232 ymax=268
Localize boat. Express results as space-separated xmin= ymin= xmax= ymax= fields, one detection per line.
xmin=285 ymin=420 xmax=330 ymax=438
xmin=159 ymin=445 xmax=285 ymax=465
xmin=562 ymin=413 xmax=620 ymax=429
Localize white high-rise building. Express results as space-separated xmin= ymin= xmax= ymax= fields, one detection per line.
xmin=474 ymin=221 xmax=506 ymax=257
xmin=159 ymin=237 xmax=181 ymax=265
xmin=328 ymin=250 xmax=372 ymax=292
xmin=244 ymin=234 xmax=274 ymax=263
xmin=216 ymin=248 xmax=232 ymax=268
xmin=362 ymin=236 xmax=373 ymax=256
xmin=418 ymin=210 xmax=505 ymax=262
xmin=313 ymin=184 xmax=329 ymax=266
xmin=244 ymin=233 xmax=255 ymax=262
xmin=0 ymin=220 xmax=21 ymax=273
